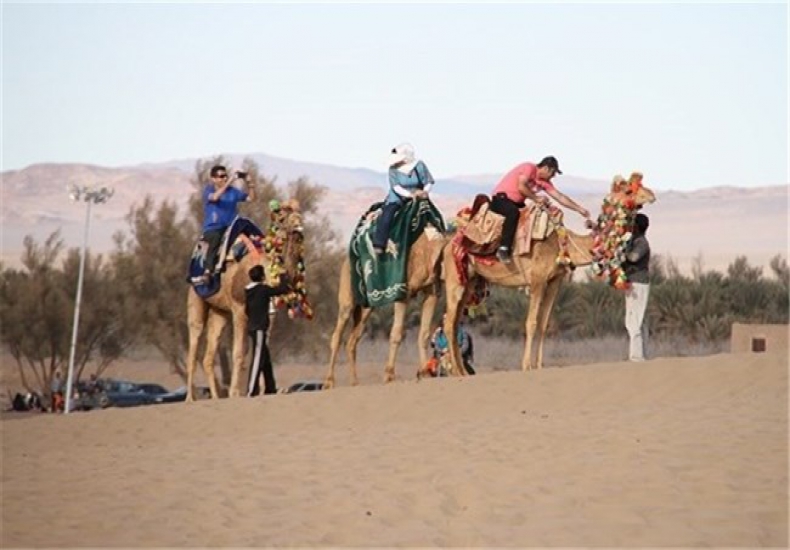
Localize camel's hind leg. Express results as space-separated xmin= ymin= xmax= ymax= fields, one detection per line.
xmin=325 ymin=303 xmax=353 ymax=389
xmin=522 ymin=282 xmax=546 ymax=371
xmin=345 ymin=306 xmax=372 ymax=386
xmin=534 ymin=276 xmax=563 ymax=370
xmin=384 ymin=301 xmax=408 ymax=382
xmin=202 ymin=310 xmax=228 ymax=399
xmin=186 ymin=289 xmax=207 ymax=403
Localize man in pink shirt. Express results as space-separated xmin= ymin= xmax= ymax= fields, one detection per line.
xmin=490 ymin=156 xmax=590 ymax=263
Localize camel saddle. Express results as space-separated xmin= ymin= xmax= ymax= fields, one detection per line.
xmin=187 ymin=217 xmax=264 ymax=298
xmin=460 ymin=195 xmax=553 ymax=256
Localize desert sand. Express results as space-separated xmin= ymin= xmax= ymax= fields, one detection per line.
xmin=2 ymin=351 xmax=788 ymax=548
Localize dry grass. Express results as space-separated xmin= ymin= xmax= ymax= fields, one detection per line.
xmin=285 ymin=332 xmax=728 ymax=371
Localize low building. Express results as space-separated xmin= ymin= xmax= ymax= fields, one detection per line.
xmin=730 ymin=323 xmax=789 ymax=354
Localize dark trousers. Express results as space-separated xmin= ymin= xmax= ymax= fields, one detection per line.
xmin=247 ymin=329 xmax=277 ymax=396
xmin=489 ymin=193 xmax=522 ymax=251
xmin=202 ymin=228 xmax=225 ymax=274
xmin=372 ymin=202 xmax=402 ymax=249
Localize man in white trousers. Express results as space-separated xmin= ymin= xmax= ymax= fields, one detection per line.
xmin=623 ymin=213 xmax=651 ymax=362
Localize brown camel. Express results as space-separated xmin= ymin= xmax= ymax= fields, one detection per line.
xmin=185 ymin=202 xmax=305 ymax=401
xmin=324 ymin=228 xmax=449 ymax=387
xmin=443 ymin=180 xmax=656 ymax=374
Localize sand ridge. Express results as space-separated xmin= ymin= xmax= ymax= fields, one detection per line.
xmin=2 ymin=352 xmax=787 ymax=547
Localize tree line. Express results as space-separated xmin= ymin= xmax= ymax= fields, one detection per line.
xmin=2 ymin=156 xmax=788 ymax=396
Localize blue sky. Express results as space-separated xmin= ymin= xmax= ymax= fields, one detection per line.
xmin=2 ymin=2 xmax=787 ymax=190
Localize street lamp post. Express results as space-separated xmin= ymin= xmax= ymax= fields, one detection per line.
xmin=64 ymin=184 xmax=114 ymax=414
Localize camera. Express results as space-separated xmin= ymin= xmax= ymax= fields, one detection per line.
xmin=235 ymin=171 xmax=248 ymax=179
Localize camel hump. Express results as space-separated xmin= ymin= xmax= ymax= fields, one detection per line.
xmin=187 ymin=217 xmax=265 ymax=297
xmin=456 ymin=198 xmax=558 ymax=257
xmin=349 ymin=198 xmax=445 ymax=308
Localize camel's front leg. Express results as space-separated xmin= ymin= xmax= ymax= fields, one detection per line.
xmin=346 ymin=307 xmax=372 ymax=386
xmin=228 ymin=312 xmax=249 ymax=397
xmin=443 ymin=256 xmax=468 ymax=377
xmin=325 ymin=304 xmax=352 ymax=389
xmin=416 ymin=291 xmax=438 ymax=376
xmin=522 ymin=283 xmax=545 ymax=371
xmin=202 ymin=311 xmax=228 ymax=399
xmin=534 ymin=277 xmax=562 ymax=370
xmin=384 ymin=301 xmax=408 ymax=383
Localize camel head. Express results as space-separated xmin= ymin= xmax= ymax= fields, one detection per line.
xmin=268 ymin=198 xmax=305 ymax=271
xmin=270 ymin=198 xmax=304 ymax=238
xmin=608 ymin=172 xmax=656 ymax=210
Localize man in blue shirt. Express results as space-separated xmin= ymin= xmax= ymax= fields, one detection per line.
xmin=201 ymin=165 xmax=255 ymax=281
xmin=371 ymin=143 xmax=435 ymax=254
xmin=431 ymin=315 xmax=476 ymax=375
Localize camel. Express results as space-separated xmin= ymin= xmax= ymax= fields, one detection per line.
xmin=185 ymin=201 xmax=305 ymax=401
xmin=324 ymin=227 xmax=449 ymax=388
xmin=442 ymin=177 xmax=656 ymax=375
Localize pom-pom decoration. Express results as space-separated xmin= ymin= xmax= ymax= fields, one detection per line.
xmin=262 ymin=202 xmax=314 ymax=320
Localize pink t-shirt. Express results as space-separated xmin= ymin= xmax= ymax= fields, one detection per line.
xmin=492 ymin=162 xmax=556 ymax=205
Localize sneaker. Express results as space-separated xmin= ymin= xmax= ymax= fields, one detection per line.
xmin=496 ymin=247 xmax=512 ymax=264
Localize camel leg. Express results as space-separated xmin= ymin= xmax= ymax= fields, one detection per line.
xmin=384 ymin=301 xmax=408 ymax=383
xmin=324 ymin=303 xmax=353 ymax=389
xmin=202 ymin=310 xmax=228 ymax=399
xmin=535 ymin=276 xmax=563 ymax=370
xmin=443 ymin=259 xmax=469 ymax=377
xmin=416 ymin=290 xmax=438 ymax=377
xmin=345 ymin=306 xmax=372 ymax=386
xmin=185 ymin=289 xmax=207 ymax=403
xmin=228 ymin=309 xmax=248 ymax=398
xmin=522 ymin=282 xmax=546 ymax=371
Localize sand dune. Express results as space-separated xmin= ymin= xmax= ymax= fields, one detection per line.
xmin=2 ymin=352 xmax=787 ymax=547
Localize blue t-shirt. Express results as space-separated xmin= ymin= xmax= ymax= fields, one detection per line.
xmin=202 ymin=185 xmax=249 ymax=231
xmin=385 ymin=161 xmax=434 ymax=204
xmin=432 ymin=326 xmax=471 ymax=359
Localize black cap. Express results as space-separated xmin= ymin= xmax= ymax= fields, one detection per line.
xmin=538 ymin=156 xmax=562 ymax=175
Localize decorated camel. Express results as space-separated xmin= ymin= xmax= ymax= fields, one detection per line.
xmin=442 ymin=173 xmax=656 ymax=375
xmin=185 ymin=200 xmax=311 ymax=401
xmin=324 ymin=198 xmax=448 ymax=387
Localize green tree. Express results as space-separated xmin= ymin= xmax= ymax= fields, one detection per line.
xmin=0 ymin=232 xmax=136 ymax=397
xmin=111 ymin=198 xmax=194 ymax=379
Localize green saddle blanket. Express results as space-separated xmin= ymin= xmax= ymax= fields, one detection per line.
xmin=350 ymin=199 xmax=446 ymax=308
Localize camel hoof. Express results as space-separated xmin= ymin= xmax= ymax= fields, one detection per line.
xmin=383 ymin=373 xmax=395 ymax=383
xmin=323 ymin=379 xmax=335 ymax=390
xmin=185 ymin=394 xmax=194 ymax=403
xmin=350 ymin=378 xmax=359 ymax=387
xmin=228 ymin=388 xmax=241 ymax=398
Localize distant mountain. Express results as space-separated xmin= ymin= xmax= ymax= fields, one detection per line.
xmin=2 ymin=154 xmax=787 ymax=274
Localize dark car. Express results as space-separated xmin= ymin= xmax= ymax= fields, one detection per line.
xmin=72 ymin=379 xmax=170 ymax=411
xmin=152 ymin=385 xmax=211 ymax=404
xmin=282 ymin=380 xmax=324 ymax=394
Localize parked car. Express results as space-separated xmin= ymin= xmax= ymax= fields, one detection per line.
xmin=282 ymin=380 xmax=324 ymax=394
xmin=71 ymin=379 xmax=170 ymax=411
xmin=152 ymin=385 xmax=211 ymax=404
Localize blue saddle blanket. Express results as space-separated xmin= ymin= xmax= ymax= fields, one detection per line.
xmin=187 ymin=217 xmax=264 ymax=299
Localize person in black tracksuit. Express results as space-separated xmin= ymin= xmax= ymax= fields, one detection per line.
xmin=245 ymin=265 xmax=291 ymax=397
